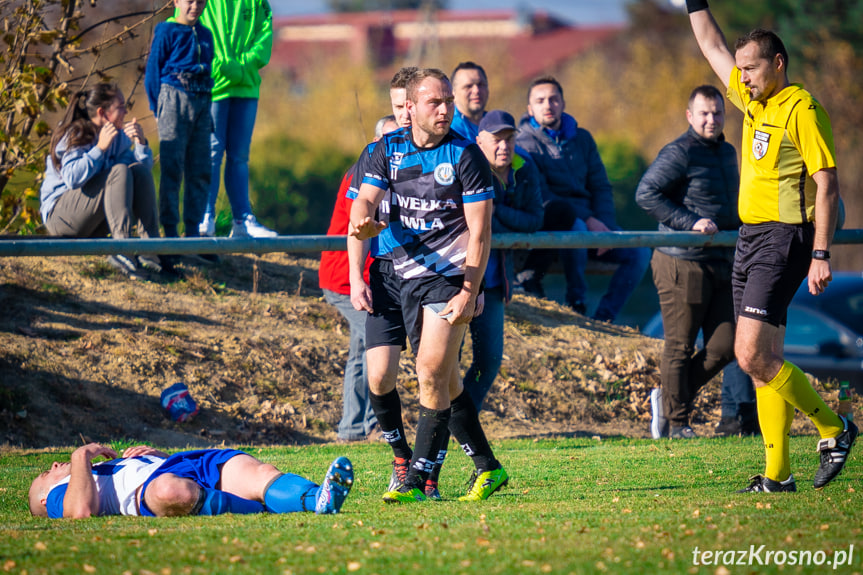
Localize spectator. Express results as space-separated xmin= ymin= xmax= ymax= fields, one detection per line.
xmin=39 ymin=83 xmax=160 ymax=280
xmin=319 ymin=115 xmax=398 ymax=442
xmin=636 ymin=85 xmax=739 ymax=439
xmin=450 ymin=61 xmax=489 ymax=141
xmin=516 ymin=76 xmax=650 ymax=322
xmin=146 ymin=0 xmax=214 ymax=270
xmin=196 ymin=0 xmax=277 ymax=239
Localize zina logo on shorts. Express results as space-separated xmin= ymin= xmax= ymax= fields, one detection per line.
xmin=752 ymin=130 xmax=770 ymax=160
xmin=434 ymin=163 xmax=455 ymax=186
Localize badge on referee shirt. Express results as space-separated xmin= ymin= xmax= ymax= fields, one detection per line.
xmin=752 ymin=130 xmax=770 ymax=160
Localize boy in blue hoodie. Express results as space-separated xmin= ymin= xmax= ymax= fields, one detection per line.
xmin=145 ymin=0 xmax=214 ymax=244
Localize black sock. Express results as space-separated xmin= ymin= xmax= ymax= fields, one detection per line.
xmin=163 ymin=224 xmax=179 ymax=238
xmin=449 ymin=390 xmax=498 ymax=471
xmin=405 ymin=405 xmax=451 ymax=489
xmin=369 ymin=389 xmax=412 ymax=460
xmin=427 ymin=430 xmax=449 ymax=484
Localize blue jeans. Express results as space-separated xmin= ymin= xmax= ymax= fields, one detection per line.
xmin=464 ymin=286 xmax=505 ymax=411
xmin=721 ymin=360 xmax=756 ymax=419
xmin=565 ymin=218 xmax=651 ymax=322
xmin=323 ymin=290 xmax=378 ymax=440
xmin=205 ymin=98 xmax=257 ymax=221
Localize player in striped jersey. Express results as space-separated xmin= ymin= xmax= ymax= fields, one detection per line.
xmin=351 ymin=68 xmax=508 ymax=503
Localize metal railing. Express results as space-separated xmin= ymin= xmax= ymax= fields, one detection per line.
xmin=0 ymin=229 xmax=862 ymax=257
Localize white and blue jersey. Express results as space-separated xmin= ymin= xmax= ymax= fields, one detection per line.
xmin=45 ymin=455 xmax=166 ymax=518
xmin=362 ymin=128 xmax=494 ymax=280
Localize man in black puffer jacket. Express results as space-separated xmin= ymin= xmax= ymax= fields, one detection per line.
xmin=636 ymin=85 xmax=740 ymax=439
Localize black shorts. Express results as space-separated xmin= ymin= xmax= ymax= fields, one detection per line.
xmin=732 ymin=222 xmax=813 ymax=327
xmin=366 ymin=258 xmax=407 ymax=350
xmin=400 ymin=274 xmax=464 ymax=353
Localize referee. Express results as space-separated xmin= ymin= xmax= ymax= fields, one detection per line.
xmin=687 ymin=0 xmax=856 ymax=492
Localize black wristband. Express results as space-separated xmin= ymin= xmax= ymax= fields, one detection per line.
xmin=685 ymin=0 xmax=709 ymax=13
xmin=812 ymin=250 xmax=830 ymax=261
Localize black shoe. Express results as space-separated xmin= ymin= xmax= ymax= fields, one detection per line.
xmin=566 ymin=299 xmax=587 ymax=315
xmin=670 ymin=425 xmax=697 ymax=439
xmin=813 ymin=417 xmax=858 ymax=489
xmin=737 ymin=474 xmax=797 ymax=493
xmin=156 ymin=255 xmax=184 ymax=279
xmin=739 ymin=417 xmax=761 ymax=436
xmin=715 ymin=417 xmax=742 ymax=437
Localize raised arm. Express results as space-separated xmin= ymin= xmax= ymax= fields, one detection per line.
xmin=63 ymin=443 xmax=118 ymax=518
xmin=687 ymin=0 xmax=736 ymax=88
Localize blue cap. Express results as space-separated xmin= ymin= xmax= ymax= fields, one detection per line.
xmin=478 ymin=110 xmax=516 ymax=134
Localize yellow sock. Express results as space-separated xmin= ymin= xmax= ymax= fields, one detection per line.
xmin=756 ymin=384 xmax=793 ymax=482
xmin=767 ymin=361 xmax=844 ymax=439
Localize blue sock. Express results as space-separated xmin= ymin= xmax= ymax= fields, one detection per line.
xmin=195 ymin=488 xmax=265 ymax=515
xmin=263 ymin=473 xmax=319 ymax=513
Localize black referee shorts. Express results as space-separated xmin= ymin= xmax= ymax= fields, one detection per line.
xmin=732 ymin=221 xmax=813 ymax=327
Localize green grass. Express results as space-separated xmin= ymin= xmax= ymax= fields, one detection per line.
xmin=1 ymin=436 xmax=861 ymax=574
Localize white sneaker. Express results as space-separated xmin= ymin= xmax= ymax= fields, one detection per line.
xmin=230 ymin=214 xmax=278 ymax=238
xmin=650 ymin=387 xmax=667 ymax=439
xmin=199 ymin=213 xmax=216 ymax=237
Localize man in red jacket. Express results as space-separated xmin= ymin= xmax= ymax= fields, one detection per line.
xmin=319 ymin=115 xmax=398 ymax=442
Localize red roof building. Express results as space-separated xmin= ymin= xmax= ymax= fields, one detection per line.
xmin=271 ymin=9 xmax=623 ymax=82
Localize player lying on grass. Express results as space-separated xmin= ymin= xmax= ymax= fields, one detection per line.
xmin=28 ymin=443 xmax=353 ymax=518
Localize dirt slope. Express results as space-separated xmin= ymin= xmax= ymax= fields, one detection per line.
xmin=0 ymin=253 xmax=823 ymax=449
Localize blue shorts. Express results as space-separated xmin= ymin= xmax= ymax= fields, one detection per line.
xmin=140 ymin=449 xmax=246 ymax=516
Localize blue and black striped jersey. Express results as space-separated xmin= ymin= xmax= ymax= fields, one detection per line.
xmin=362 ymin=128 xmax=494 ymax=280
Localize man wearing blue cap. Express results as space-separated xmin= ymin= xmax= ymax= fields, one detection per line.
xmin=467 ymin=110 xmax=545 ymax=407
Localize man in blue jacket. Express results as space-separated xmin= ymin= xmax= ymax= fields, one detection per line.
xmin=636 ymin=85 xmax=740 ymax=439
xmin=515 ymin=76 xmax=649 ymax=321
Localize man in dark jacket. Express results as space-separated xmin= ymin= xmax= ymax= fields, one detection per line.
xmin=516 ymin=76 xmax=650 ymax=321
xmin=636 ymin=85 xmax=740 ymax=439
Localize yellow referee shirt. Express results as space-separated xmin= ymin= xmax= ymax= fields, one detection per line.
xmin=727 ymin=67 xmax=836 ymax=225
